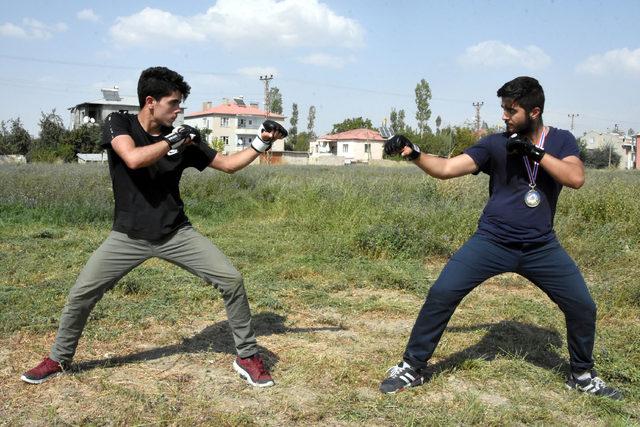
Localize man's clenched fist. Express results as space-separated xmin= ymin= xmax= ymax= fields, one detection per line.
xmin=384 ymin=135 xmax=421 ymax=161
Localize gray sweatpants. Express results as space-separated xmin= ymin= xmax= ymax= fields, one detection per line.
xmin=50 ymin=225 xmax=258 ymax=363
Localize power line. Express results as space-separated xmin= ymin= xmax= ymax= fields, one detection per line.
xmin=0 ymin=53 xmax=471 ymax=103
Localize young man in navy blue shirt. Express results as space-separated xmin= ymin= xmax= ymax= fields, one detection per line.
xmin=380 ymin=76 xmax=621 ymax=399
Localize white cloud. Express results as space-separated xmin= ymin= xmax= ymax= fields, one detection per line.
xmin=77 ymin=9 xmax=100 ymax=22
xmin=0 ymin=23 xmax=27 ymax=38
xmin=299 ymin=52 xmax=353 ymax=69
xmin=576 ymin=47 xmax=640 ymax=75
xmin=109 ymin=0 xmax=364 ymax=50
xmin=458 ymin=40 xmax=551 ymax=69
xmin=237 ymin=66 xmax=278 ymax=78
xmin=0 ymin=18 xmax=67 ymax=39
xmin=110 ymin=8 xmax=206 ymax=44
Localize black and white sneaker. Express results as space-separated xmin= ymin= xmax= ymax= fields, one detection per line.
xmin=565 ymin=370 xmax=622 ymax=400
xmin=379 ymin=361 xmax=425 ymax=394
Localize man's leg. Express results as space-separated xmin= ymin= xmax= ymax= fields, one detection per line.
xmin=155 ymin=226 xmax=257 ymax=358
xmin=155 ymin=226 xmax=273 ymax=387
xmin=403 ymin=234 xmax=518 ymax=369
xmin=517 ymin=239 xmax=621 ymax=399
xmin=516 ymin=239 xmax=595 ymax=373
xmin=380 ymin=234 xmax=518 ymax=393
xmin=50 ymin=231 xmax=151 ymax=363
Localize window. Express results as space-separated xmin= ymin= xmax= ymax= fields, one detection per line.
xmin=364 ymin=143 xmax=371 ymax=153
xmin=221 ymin=136 xmax=229 ymax=144
xmin=343 ymin=144 xmax=349 ymax=154
xmin=221 ymin=117 xmax=229 ymax=127
xmin=239 ymin=118 xmax=246 ymax=128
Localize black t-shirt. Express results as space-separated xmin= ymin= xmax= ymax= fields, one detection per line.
xmin=101 ymin=112 xmax=217 ymax=240
xmin=464 ymin=127 xmax=580 ymax=244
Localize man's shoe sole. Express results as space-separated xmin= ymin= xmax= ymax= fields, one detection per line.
xmin=20 ymin=372 xmax=62 ymax=384
xmin=232 ymin=360 xmax=274 ymax=387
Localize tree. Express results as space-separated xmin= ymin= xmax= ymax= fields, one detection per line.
xmin=390 ymin=108 xmax=407 ymax=134
xmin=435 ymin=115 xmax=442 ymax=134
xmin=293 ymin=131 xmax=312 ymax=152
xmin=36 ymin=110 xmax=66 ymax=150
xmin=331 ymin=117 xmax=374 ymax=134
xmin=210 ymin=136 xmax=225 ymax=152
xmin=29 ymin=110 xmax=73 ymax=162
xmin=195 ymin=127 xmax=212 ymax=146
xmin=0 ymin=118 xmax=32 ymax=155
xmin=287 ymin=103 xmax=299 ymax=149
xmin=307 ymin=105 xmax=316 ymax=138
xmin=583 ymin=144 xmax=620 ymax=169
xmin=268 ymin=87 xmax=283 ymax=114
xmin=61 ymin=124 xmax=102 ymax=155
xmin=415 ymin=78 xmax=432 ymax=136
xmin=628 ymin=128 xmax=636 ymax=136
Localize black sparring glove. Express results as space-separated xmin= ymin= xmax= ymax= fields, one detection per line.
xmin=251 ymin=120 xmax=288 ymax=153
xmin=383 ymin=134 xmax=421 ymax=161
xmin=506 ymin=134 xmax=545 ymax=162
xmin=164 ymin=124 xmax=200 ymax=150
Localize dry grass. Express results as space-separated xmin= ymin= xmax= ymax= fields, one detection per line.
xmin=1 ymin=164 xmax=638 ymax=425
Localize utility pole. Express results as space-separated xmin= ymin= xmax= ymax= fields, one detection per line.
xmin=259 ymin=75 xmax=274 ymax=115
xmin=472 ymin=102 xmax=484 ymax=132
xmin=568 ymin=113 xmax=579 ymax=132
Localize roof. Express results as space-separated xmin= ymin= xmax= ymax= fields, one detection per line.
xmin=319 ymin=128 xmax=385 ymax=142
xmin=187 ymin=103 xmax=284 ymax=119
xmin=70 ymin=97 xmax=139 ymax=109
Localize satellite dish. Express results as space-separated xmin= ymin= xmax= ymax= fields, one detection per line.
xmin=90 ymin=118 xmax=95 ymax=124
xmin=83 ymin=116 xmax=90 ymax=124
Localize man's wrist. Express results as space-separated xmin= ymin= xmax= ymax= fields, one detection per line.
xmin=530 ymin=146 xmax=545 ymax=162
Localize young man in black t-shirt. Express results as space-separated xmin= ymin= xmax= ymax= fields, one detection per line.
xmin=21 ymin=67 xmax=286 ymax=387
xmin=379 ymin=76 xmax=621 ymax=399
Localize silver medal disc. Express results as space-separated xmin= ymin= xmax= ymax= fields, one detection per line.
xmin=525 ymin=189 xmax=541 ymax=208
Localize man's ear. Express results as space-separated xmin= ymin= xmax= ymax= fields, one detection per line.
xmin=145 ymin=96 xmax=156 ymax=111
xmin=529 ymin=106 xmax=541 ymax=120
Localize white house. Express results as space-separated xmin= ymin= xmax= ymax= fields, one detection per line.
xmin=184 ymin=97 xmax=286 ymax=154
xmin=69 ymin=87 xmax=139 ymax=129
xmin=310 ymin=128 xmax=386 ymax=164
xmin=581 ymin=130 xmax=635 ymax=170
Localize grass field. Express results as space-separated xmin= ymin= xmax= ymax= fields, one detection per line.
xmin=0 ymin=163 xmax=638 ymax=426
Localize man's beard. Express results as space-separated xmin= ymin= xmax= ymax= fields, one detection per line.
xmin=512 ymin=115 xmax=536 ymax=137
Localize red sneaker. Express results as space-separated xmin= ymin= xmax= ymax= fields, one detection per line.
xmin=232 ymin=354 xmax=274 ymax=387
xmin=21 ymin=357 xmax=67 ymax=384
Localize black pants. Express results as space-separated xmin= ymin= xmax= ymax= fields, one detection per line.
xmin=404 ymin=233 xmax=596 ymax=373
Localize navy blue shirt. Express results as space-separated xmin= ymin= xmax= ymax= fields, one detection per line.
xmin=464 ymin=127 xmax=580 ymax=244
xmin=101 ymin=112 xmax=217 ymax=240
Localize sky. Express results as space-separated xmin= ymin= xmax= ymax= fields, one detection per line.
xmin=1 ymin=0 xmax=639 ymax=138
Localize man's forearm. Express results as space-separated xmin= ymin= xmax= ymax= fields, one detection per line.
xmin=539 ymin=155 xmax=585 ymax=189
xmin=210 ymin=147 xmax=261 ymax=173
xmin=126 ymin=141 xmax=172 ymax=169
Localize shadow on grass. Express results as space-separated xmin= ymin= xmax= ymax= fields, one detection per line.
xmin=74 ymin=312 xmax=343 ymax=373
xmin=425 ymin=320 xmax=566 ymax=377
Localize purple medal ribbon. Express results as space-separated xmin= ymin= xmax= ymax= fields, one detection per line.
xmin=523 ymin=128 xmax=547 ymax=186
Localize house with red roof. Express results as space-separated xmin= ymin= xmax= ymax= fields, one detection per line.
xmin=310 ymin=128 xmax=386 ymax=163
xmin=184 ymin=96 xmax=286 ymax=153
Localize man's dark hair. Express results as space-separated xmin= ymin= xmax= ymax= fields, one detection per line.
xmin=137 ymin=66 xmax=191 ymax=108
xmin=497 ymin=76 xmax=545 ymax=115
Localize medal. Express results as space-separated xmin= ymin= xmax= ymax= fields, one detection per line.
xmin=522 ymin=128 xmax=547 ymax=208
xmin=525 ymin=187 xmax=541 ymax=207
